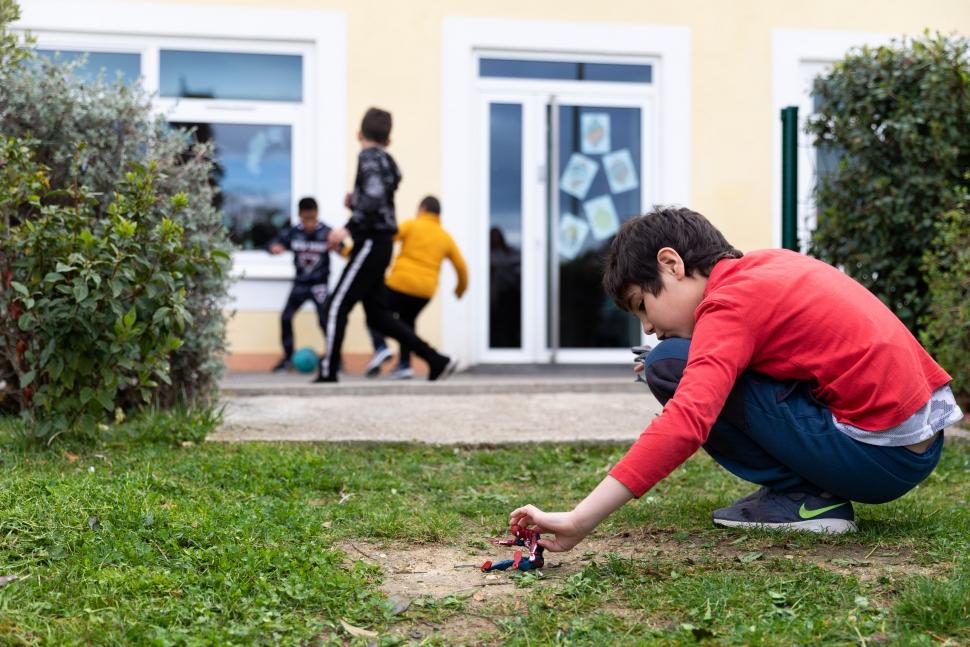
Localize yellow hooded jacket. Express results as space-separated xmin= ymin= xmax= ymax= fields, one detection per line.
xmin=385 ymin=212 xmax=468 ymax=300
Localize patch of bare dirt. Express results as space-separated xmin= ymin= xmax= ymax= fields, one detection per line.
xmin=335 ymin=530 xmax=944 ymax=643
xmin=336 ymin=539 xmax=588 ymax=604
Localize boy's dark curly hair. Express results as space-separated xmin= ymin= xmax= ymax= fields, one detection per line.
xmin=361 ymin=107 xmax=392 ymax=145
xmin=603 ymin=206 xmax=743 ymax=309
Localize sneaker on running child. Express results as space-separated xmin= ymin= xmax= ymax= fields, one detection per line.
xmin=271 ymin=357 xmax=293 ymax=373
xmin=388 ymin=366 xmax=414 ymax=380
xmin=712 ymin=488 xmax=857 ymax=534
xmin=427 ymin=355 xmax=457 ymax=382
xmin=364 ymin=346 xmax=395 ymax=377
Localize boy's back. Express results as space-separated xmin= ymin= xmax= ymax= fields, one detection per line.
xmin=386 ymin=213 xmax=467 ymax=299
xmin=701 ymin=249 xmax=947 ymax=426
xmin=348 ymin=147 xmax=401 ymax=239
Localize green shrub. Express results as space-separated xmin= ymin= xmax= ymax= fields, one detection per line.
xmin=807 ymin=33 xmax=970 ymax=336
xmin=0 ymin=137 xmax=226 ymax=442
xmin=921 ymin=204 xmax=970 ymax=406
xmin=0 ymin=0 xmax=232 ymax=421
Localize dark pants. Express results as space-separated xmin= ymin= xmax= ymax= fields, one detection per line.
xmin=644 ymin=338 xmax=944 ymax=504
xmin=281 ymin=283 xmax=328 ymax=358
xmin=318 ymin=238 xmax=444 ymax=379
xmin=368 ymin=288 xmax=430 ymax=369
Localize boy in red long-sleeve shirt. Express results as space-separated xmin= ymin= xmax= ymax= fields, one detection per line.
xmin=511 ymin=207 xmax=962 ymax=548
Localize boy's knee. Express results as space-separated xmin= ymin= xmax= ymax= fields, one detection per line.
xmin=643 ymin=338 xmax=690 ymax=404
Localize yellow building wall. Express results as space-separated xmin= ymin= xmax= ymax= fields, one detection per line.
xmin=156 ymin=0 xmax=968 ymax=365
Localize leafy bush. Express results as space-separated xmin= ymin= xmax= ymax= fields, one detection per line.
xmin=807 ymin=33 xmax=970 ymax=335
xmin=0 ymin=137 xmax=226 ymax=442
xmin=921 ymin=205 xmax=970 ymax=406
xmin=0 ymin=0 xmax=232 ymax=430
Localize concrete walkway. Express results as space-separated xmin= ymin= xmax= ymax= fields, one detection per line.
xmin=213 ymin=370 xmax=661 ymax=443
xmin=213 ymin=371 xmax=970 ymax=446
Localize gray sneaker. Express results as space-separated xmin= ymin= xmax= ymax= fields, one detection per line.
xmin=364 ymin=347 xmax=394 ymax=377
xmin=712 ymin=488 xmax=857 ymax=534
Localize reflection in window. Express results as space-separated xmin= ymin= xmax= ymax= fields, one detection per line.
xmin=480 ymin=58 xmax=652 ymax=84
xmin=488 ymin=103 xmax=523 ymax=349
xmin=35 ymin=49 xmax=141 ymax=85
xmin=160 ymin=50 xmax=303 ymax=101
xmin=172 ymin=122 xmax=292 ymax=250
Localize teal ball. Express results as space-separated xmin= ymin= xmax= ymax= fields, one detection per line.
xmin=292 ymin=347 xmax=318 ymax=373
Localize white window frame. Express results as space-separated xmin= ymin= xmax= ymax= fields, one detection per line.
xmin=442 ymin=18 xmax=690 ymax=367
xmin=771 ymin=28 xmax=894 ymax=250
xmin=15 ymin=1 xmax=347 ymax=288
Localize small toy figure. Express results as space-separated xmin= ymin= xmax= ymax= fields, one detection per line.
xmin=480 ymin=525 xmax=545 ymax=572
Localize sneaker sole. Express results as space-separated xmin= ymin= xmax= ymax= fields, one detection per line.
xmin=713 ymin=518 xmax=858 ymax=534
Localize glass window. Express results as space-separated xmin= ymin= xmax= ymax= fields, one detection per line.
xmin=555 ymin=104 xmax=642 ymax=349
xmin=160 ymin=50 xmax=303 ymax=102
xmin=35 ymin=49 xmax=141 ymax=85
xmin=488 ymin=103 xmax=523 ymax=349
xmin=813 ymin=92 xmax=843 ymax=182
xmin=480 ymin=58 xmax=652 ymax=84
xmin=172 ymin=122 xmax=292 ymax=250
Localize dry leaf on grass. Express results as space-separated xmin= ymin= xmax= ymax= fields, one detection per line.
xmin=340 ymin=619 xmax=378 ymax=638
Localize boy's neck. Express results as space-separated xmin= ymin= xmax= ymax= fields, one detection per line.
xmin=360 ymin=139 xmax=383 ymax=150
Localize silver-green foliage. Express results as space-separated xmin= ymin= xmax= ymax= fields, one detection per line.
xmin=0 ymin=0 xmax=232 ymax=435
xmin=806 ymin=33 xmax=970 ymax=336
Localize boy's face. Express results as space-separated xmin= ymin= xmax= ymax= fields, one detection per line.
xmin=299 ymin=209 xmax=318 ymax=225
xmin=622 ymin=248 xmax=707 ymax=340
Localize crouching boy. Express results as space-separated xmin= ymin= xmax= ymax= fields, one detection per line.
xmin=511 ymin=207 xmax=962 ymax=550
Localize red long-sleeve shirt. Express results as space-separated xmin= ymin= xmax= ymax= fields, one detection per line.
xmin=609 ymin=249 xmax=951 ymax=498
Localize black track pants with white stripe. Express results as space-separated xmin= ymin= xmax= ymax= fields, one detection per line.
xmin=318 ymin=237 xmax=446 ymax=379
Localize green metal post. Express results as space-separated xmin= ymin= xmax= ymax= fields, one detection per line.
xmin=781 ymin=106 xmax=798 ymax=251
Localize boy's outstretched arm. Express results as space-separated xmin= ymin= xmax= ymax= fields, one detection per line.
xmin=509 ymin=475 xmax=633 ymax=552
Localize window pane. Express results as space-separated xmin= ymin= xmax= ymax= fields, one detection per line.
xmin=489 ymin=103 xmax=523 ymax=349
xmin=161 ymin=50 xmax=302 ymax=102
xmin=556 ymin=104 xmax=642 ymax=349
xmin=36 ymin=49 xmax=141 ymax=85
xmin=172 ymin=122 xmax=292 ymax=250
xmin=480 ymin=58 xmax=651 ymax=84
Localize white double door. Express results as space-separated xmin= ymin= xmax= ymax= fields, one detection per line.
xmin=478 ymin=82 xmax=656 ymax=363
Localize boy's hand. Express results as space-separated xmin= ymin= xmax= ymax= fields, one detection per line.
xmin=269 ymin=243 xmax=285 ymax=254
xmin=509 ymin=505 xmax=587 ymax=552
xmin=327 ymin=227 xmax=349 ymax=250
xmin=344 ymin=192 xmax=353 ymax=209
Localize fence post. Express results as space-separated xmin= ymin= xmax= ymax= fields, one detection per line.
xmin=781 ymin=106 xmax=799 ymax=251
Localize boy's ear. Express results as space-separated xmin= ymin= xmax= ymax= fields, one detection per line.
xmin=656 ymin=247 xmax=685 ymax=278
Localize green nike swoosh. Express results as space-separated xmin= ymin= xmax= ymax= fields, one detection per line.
xmin=799 ymin=502 xmax=848 ymax=519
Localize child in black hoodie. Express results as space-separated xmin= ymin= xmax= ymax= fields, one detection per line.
xmin=315 ymin=108 xmax=454 ymax=383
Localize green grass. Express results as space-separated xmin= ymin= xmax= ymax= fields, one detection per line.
xmin=0 ymin=414 xmax=967 ymax=645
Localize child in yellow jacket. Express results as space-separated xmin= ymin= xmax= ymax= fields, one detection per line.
xmin=365 ymin=196 xmax=468 ymax=379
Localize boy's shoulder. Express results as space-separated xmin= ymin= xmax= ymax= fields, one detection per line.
xmin=705 ymin=248 xmax=870 ymax=312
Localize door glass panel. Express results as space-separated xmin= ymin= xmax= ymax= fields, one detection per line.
xmin=172 ymin=122 xmax=292 ymax=249
xmin=36 ymin=49 xmax=141 ymax=85
xmin=160 ymin=50 xmax=303 ymax=101
xmin=480 ymin=59 xmax=652 ymax=84
xmin=554 ymin=105 xmax=642 ymax=348
xmin=488 ymin=103 xmax=523 ymax=349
